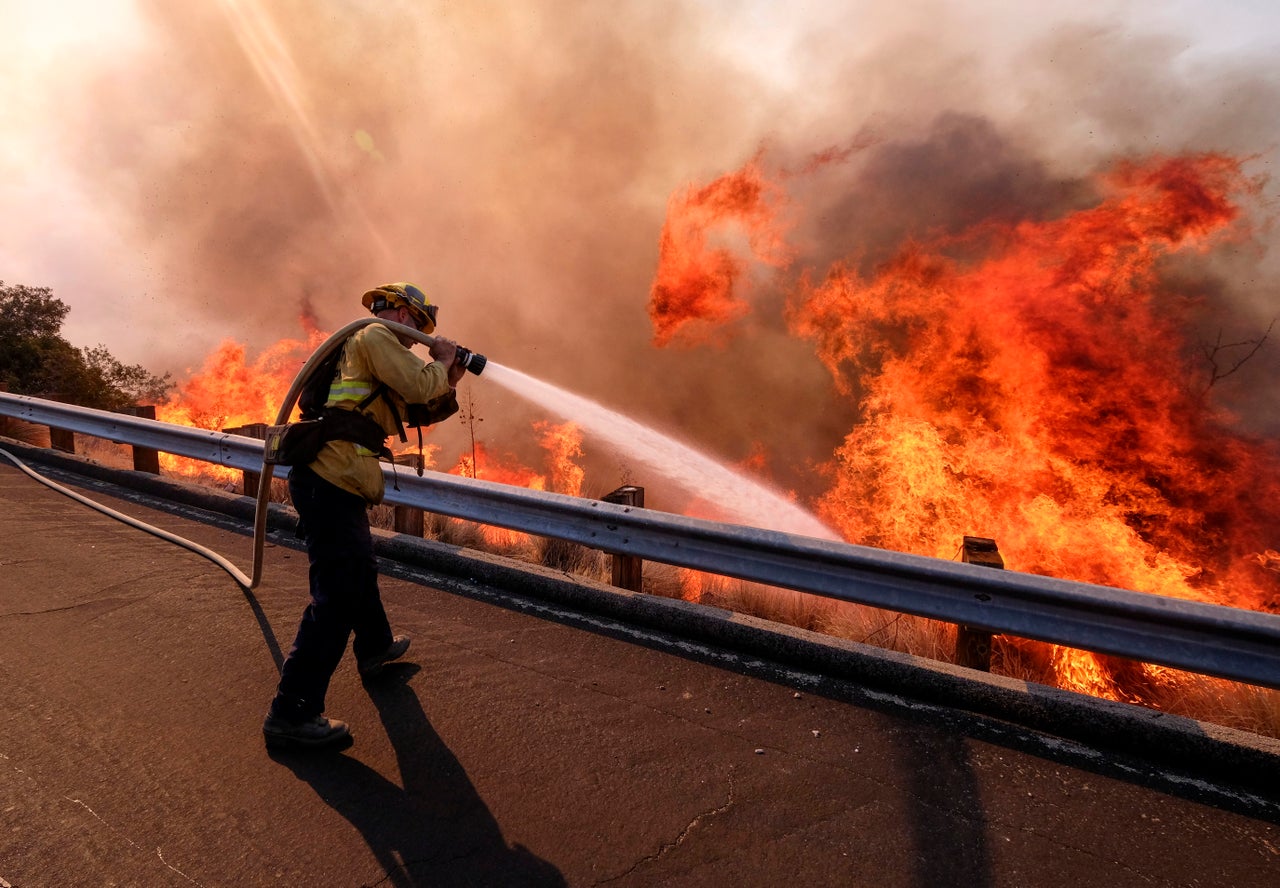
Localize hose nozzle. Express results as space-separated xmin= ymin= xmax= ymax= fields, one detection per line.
xmin=454 ymin=346 xmax=487 ymax=376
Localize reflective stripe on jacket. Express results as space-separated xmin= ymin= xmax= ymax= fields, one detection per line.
xmin=309 ymin=323 xmax=452 ymax=503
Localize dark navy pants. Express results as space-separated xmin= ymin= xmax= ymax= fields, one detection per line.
xmin=271 ymin=464 xmax=394 ymax=721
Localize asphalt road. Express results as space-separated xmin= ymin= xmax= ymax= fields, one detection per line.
xmin=1 ymin=452 xmax=1278 ymax=887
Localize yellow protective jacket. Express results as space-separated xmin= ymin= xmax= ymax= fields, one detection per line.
xmin=309 ymin=323 xmax=452 ymax=503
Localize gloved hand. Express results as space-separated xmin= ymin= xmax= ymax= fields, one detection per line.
xmin=446 ymin=359 xmax=466 ymax=388
xmin=429 ymin=336 xmax=458 ymax=367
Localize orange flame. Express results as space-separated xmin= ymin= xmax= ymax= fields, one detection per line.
xmin=791 ymin=154 xmax=1278 ymax=600
xmin=647 ymin=154 xmax=793 ymax=347
xmin=155 ymin=317 xmax=326 ymax=482
xmin=535 ymin=420 xmax=584 ymax=497
xmin=793 ymin=153 xmax=1280 ymax=697
xmin=452 ymin=440 xmax=546 ymax=489
xmin=652 ymin=150 xmax=1280 ymax=702
xmin=449 ymin=423 xmax=585 ymax=548
xmin=450 ymin=443 xmax=544 ymax=548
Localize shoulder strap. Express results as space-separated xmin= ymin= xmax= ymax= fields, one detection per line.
xmin=325 ymin=332 xmax=407 ymax=444
xmin=351 ymin=381 xmax=408 ymax=443
xmin=355 ymin=383 xmax=387 ymax=412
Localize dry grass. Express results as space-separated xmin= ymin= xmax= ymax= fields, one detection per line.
xmin=706 ymin=582 xmax=834 ymax=633
xmin=822 ymin=602 xmax=961 ymax=664
xmin=625 ymin=559 xmax=681 ymax=599
xmin=1133 ymin=670 xmax=1280 ymax=736
xmin=2 ymin=419 xmax=53 ymax=448
xmin=537 ymin=535 xmax=609 ymax=580
xmin=71 ymin=435 xmax=133 ymax=469
xmin=369 ymin=504 xmax=610 ymax=583
xmin=628 ymin=564 xmax=1280 ymax=740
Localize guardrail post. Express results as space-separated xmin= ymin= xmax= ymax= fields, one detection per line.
xmin=223 ymin=423 xmax=269 ymax=496
xmin=120 ymin=406 xmax=161 ymax=474
xmin=49 ymin=425 xmax=76 ymax=454
xmin=0 ymin=383 xmax=7 ymax=437
xmin=393 ymin=454 xmax=425 ymax=536
xmin=957 ymin=536 xmax=1002 ymax=671
xmin=602 ymin=485 xmax=645 ymax=592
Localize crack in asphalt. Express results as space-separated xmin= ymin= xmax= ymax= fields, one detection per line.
xmin=0 ymin=565 xmax=201 ymax=620
xmin=0 ymin=595 xmax=147 ymax=620
xmin=63 ymin=796 xmax=206 ymax=886
xmin=597 ymin=771 xmax=737 ymax=884
xmin=0 ymin=751 xmax=204 ymax=887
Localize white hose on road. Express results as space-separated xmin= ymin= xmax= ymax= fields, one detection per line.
xmin=0 ymin=444 xmax=254 ymax=588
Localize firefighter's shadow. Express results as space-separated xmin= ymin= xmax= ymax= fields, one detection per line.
xmin=270 ymin=664 xmax=566 ymax=887
xmin=239 ymin=585 xmax=285 ymax=673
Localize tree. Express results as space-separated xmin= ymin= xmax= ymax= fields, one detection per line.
xmin=82 ymin=345 xmax=174 ymax=406
xmin=0 ymin=282 xmax=65 ymax=393
xmin=0 ymin=281 xmax=70 ymax=335
xmin=0 ymin=280 xmax=172 ymax=409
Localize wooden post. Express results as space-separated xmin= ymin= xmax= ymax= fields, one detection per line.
xmin=121 ymin=405 xmax=161 ymax=474
xmin=957 ymin=536 xmax=1002 ymax=671
xmin=224 ymin=423 xmax=269 ymax=495
xmin=393 ymin=454 xmax=425 ymax=536
xmin=602 ymin=485 xmax=645 ymax=592
xmin=49 ymin=426 xmax=75 ymax=454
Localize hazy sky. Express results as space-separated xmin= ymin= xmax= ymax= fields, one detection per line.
xmin=2 ymin=1 xmax=1275 ymax=364
xmin=2 ymin=0 xmax=1279 ymax=493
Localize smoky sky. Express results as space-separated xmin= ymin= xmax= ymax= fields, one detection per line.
xmin=13 ymin=0 xmax=1280 ymax=508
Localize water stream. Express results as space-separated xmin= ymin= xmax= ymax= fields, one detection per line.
xmin=482 ymin=362 xmax=840 ymax=541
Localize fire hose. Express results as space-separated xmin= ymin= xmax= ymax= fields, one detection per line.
xmin=0 ymin=317 xmax=485 ymax=592
xmin=0 ymin=444 xmax=256 ymax=584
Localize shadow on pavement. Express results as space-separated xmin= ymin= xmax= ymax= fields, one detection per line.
xmin=897 ymin=723 xmax=993 ymax=888
xmin=269 ymin=664 xmax=566 ymax=887
xmin=240 ymin=585 xmax=286 ymax=673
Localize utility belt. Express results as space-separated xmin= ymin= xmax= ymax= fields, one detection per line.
xmin=264 ymin=407 xmax=390 ymax=467
xmin=264 ymin=386 xmax=459 ymax=468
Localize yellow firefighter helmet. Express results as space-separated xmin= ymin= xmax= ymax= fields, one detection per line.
xmin=360 ymin=282 xmax=438 ymax=333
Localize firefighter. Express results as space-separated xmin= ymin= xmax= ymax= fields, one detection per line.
xmin=264 ymin=282 xmax=465 ymax=750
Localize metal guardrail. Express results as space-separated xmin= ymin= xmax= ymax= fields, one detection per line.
xmin=4 ymin=390 xmax=1280 ymax=690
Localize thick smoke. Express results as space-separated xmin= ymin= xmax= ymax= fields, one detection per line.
xmin=35 ymin=0 xmax=783 ymax=495
xmin=15 ymin=0 xmax=1280 ymax=509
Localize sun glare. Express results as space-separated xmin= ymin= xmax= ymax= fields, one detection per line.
xmin=1 ymin=0 xmax=144 ymax=57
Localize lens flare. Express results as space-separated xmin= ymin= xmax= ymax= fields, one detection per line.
xmin=216 ymin=0 xmax=390 ymax=258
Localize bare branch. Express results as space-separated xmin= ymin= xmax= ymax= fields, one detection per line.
xmin=1202 ymin=317 xmax=1276 ymax=391
xmin=457 ymin=386 xmax=483 ymax=478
